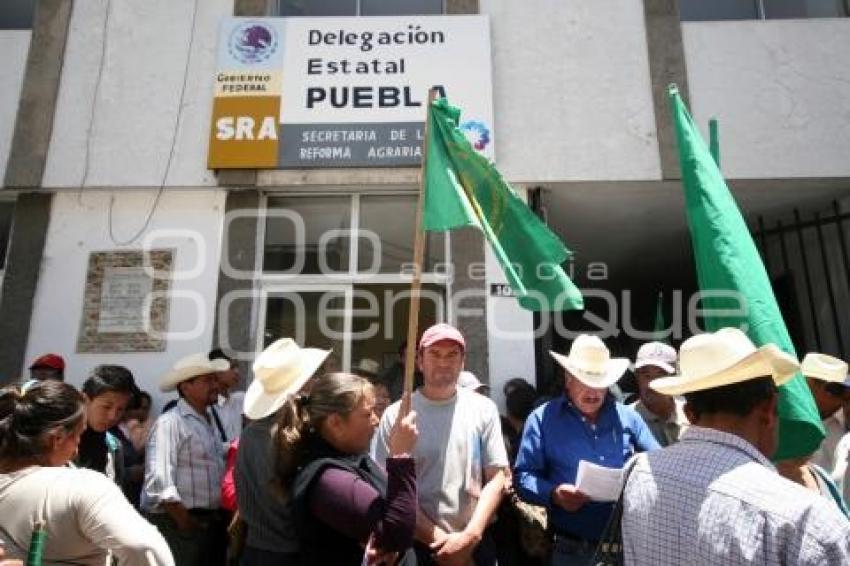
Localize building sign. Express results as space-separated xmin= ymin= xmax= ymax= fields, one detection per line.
xmin=490 ymin=283 xmax=516 ymax=298
xmin=77 ymin=250 xmax=173 ymax=353
xmin=208 ymin=16 xmax=493 ymax=169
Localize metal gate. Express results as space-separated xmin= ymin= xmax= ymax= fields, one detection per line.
xmin=753 ymin=200 xmax=850 ymax=359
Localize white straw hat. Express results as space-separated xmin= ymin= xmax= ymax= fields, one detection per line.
xmin=160 ymin=353 xmax=230 ymax=392
xmin=550 ymin=335 xmax=629 ymax=389
xmin=650 ymin=328 xmax=799 ymax=396
xmin=243 ymin=338 xmax=331 ymax=420
xmin=801 ymin=353 xmax=849 ymax=384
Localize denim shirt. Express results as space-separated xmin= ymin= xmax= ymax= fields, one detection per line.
xmin=514 ymin=394 xmax=660 ymax=541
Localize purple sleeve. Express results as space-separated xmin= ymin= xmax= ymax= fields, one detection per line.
xmin=308 ymin=457 xmax=416 ymax=552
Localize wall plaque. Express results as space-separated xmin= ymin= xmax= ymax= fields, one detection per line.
xmin=77 ymin=250 xmax=173 ymax=353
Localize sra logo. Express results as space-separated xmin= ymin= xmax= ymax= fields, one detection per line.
xmin=216 ymin=116 xmax=278 ymax=140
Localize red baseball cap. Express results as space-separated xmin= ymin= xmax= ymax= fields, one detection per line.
xmin=419 ymin=323 xmax=466 ymax=351
xmin=29 ymin=353 xmax=65 ymax=371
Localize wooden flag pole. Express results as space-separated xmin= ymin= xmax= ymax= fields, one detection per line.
xmin=402 ymin=89 xmax=438 ymax=407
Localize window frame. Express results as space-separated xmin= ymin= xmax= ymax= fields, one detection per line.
xmin=257 ymin=190 xmax=452 ymax=372
xmin=273 ymin=0 xmax=446 ymax=17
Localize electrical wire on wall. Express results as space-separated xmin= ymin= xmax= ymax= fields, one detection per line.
xmin=77 ymin=0 xmax=112 ymax=204
xmin=79 ymin=0 xmax=201 ymax=246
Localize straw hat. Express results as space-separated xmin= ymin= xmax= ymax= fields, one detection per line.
xmin=550 ymin=335 xmax=629 ymax=389
xmin=243 ymin=338 xmax=331 ymax=420
xmin=650 ymin=328 xmax=799 ymax=396
xmin=160 ymin=353 xmax=230 ymax=392
xmin=801 ymin=353 xmax=849 ymax=384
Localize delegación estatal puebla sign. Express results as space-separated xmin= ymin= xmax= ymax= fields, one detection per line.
xmin=208 ymin=16 xmax=494 ymax=169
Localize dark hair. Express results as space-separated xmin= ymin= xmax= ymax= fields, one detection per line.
xmin=126 ymin=389 xmax=152 ymax=411
xmin=82 ymin=365 xmax=137 ymax=399
xmin=823 ymin=382 xmax=850 ymax=399
xmin=503 ymin=377 xmax=532 ymax=398
xmin=684 ymin=376 xmax=777 ymax=420
xmin=0 ymin=381 xmax=86 ymax=461
xmin=274 ymin=372 xmax=373 ymax=495
xmin=506 ymin=381 xmax=538 ymax=422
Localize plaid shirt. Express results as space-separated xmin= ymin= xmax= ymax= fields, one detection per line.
xmin=141 ymin=400 xmax=225 ymax=512
xmin=623 ymin=426 xmax=850 ymax=565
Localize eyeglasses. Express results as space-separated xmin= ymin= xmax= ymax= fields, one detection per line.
xmin=823 ymin=382 xmax=850 ymax=399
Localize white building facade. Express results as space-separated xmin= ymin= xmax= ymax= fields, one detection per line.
xmin=1 ymin=0 xmax=848 ymax=409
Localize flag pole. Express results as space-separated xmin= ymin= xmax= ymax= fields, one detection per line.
xmin=402 ymin=88 xmax=438 ymax=407
xmin=709 ymin=117 xmax=720 ymax=168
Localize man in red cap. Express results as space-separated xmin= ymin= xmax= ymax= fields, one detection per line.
xmin=29 ymin=353 xmax=66 ymax=382
xmin=374 ymin=323 xmax=508 ymax=565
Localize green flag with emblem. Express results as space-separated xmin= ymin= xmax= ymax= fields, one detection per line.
xmin=668 ymin=85 xmax=824 ymax=460
xmin=423 ymin=98 xmax=583 ymax=311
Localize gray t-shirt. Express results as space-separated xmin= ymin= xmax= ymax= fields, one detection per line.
xmin=375 ymin=388 xmax=509 ymax=532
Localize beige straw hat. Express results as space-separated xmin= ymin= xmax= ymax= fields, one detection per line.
xmin=650 ymin=328 xmax=799 ymax=396
xmin=243 ymin=338 xmax=331 ymax=420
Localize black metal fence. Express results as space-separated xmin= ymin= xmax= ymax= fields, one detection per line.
xmin=754 ymin=200 xmax=850 ymax=359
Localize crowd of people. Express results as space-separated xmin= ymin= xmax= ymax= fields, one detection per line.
xmin=2 ymin=322 xmax=850 ymax=565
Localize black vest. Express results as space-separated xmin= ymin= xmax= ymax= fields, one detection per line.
xmin=291 ymin=435 xmax=416 ymax=565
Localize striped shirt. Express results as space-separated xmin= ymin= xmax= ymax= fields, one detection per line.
xmin=141 ymin=399 xmax=225 ymax=512
xmin=235 ymin=414 xmax=299 ymax=553
xmin=623 ymin=426 xmax=850 ymax=565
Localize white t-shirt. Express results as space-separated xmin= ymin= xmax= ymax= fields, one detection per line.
xmin=0 ymin=466 xmax=173 ymax=565
xmin=374 ymin=388 xmax=508 ymax=532
xmin=217 ymin=391 xmax=245 ymax=443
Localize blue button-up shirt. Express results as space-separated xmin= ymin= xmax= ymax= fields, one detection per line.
xmin=514 ymin=394 xmax=659 ymax=541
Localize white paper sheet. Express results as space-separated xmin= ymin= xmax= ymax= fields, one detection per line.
xmin=575 ymin=460 xmax=623 ymax=502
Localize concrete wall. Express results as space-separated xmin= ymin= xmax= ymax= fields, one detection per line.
xmin=0 ymin=30 xmax=31 ymax=184
xmin=24 ymin=190 xmax=226 ymax=410
xmin=43 ymin=0 xmax=232 ymax=188
xmin=683 ymin=19 xmax=850 ymax=179
xmin=480 ymin=0 xmax=661 ymax=183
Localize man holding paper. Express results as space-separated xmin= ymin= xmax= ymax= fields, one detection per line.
xmin=514 ymin=334 xmax=659 ymax=565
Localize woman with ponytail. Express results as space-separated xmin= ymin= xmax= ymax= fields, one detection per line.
xmin=0 ymin=381 xmax=173 ymax=565
xmin=275 ymin=372 xmax=419 ymax=565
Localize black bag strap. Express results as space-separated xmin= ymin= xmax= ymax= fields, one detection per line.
xmin=209 ymin=405 xmax=227 ymax=443
xmin=590 ymin=454 xmax=644 ymax=565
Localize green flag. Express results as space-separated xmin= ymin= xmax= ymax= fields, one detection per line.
xmin=668 ymin=85 xmax=824 ymax=460
xmin=423 ymin=97 xmax=583 ymax=311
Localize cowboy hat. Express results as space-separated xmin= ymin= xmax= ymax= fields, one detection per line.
xmin=160 ymin=353 xmax=230 ymax=392
xmin=801 ymin=353 xmax=849 ymax=384
xmin=550 ymin=335 xmax=629 ymax=389
xmin=650 ymin=328 xmax=799 ymax=396
xmin=243 ymin=338 xmax=331 ymax=420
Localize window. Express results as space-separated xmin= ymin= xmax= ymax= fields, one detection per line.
xmin=764 ymin=0 xmax=848 ymax=18
xmin=274 ymin=0 xmax=444 ymax=17
xmin=0 ymin=0 xmax=36 ymax=30
xmin=680 ymin=0 xmax=848 ymax=20
xmin=261 ymin=193 xmax=449 ymax=372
